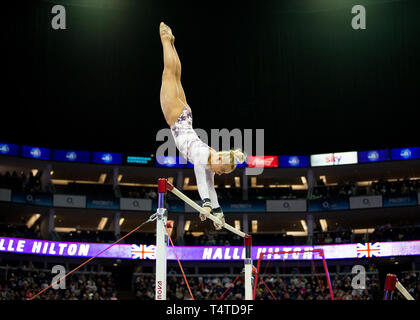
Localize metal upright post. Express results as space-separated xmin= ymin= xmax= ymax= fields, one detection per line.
xmin=244 ymin=235 xmax=253 ymax=300
xmin=155 ymin=178 xmax=168 ymax=300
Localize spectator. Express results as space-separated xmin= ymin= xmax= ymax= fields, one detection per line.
xmin=334 ymin=234 xmax=342 ymax=244
xmin=324 ymin=233 xmax=333 ymax=244
xmin=0 ymin=265 xmax=117 ymax=300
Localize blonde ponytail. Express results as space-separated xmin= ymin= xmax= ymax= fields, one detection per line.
xmin=215 ymin=149 xmax=246 ymax=172
xmin=232 ymin=149 xmax=246 ymax=164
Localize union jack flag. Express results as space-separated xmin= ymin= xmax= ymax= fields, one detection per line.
xmin=356 ymin=242 xmax=381 ymax=258
xmin=131 ymin=244 xmax=156 ymax=259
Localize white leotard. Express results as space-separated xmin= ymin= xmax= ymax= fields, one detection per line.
xmin=170 ymin=105 xmax=220 ymax=208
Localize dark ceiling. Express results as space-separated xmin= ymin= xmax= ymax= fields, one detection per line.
xmin=1 ymin=0 xmax=420 ymax=155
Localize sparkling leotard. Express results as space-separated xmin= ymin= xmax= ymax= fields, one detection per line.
xmin=170 ymin=105 xmax=219 ymax=208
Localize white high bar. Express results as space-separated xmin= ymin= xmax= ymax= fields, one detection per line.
xmin=167 ymin=183 xmax=248 ymax=239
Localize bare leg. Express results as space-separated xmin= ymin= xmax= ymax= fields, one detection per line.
xmin=159 ymin=22 xmax=187 ymax=126
xmin=172 ymin=42 xmax=187 ymax=106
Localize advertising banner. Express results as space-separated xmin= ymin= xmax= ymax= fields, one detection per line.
xmin=308 ymin=198 xmax=350 ymax=212
xmin=278 ymin=156 xmax=310 ymax=168
xmin=11 ymin=192 xmax=53 ymax=207
xmin=53 ymin=194 xmax=86 ymax=208
xmin=358 ymin=150 xmax=390 ymax=163
xmin=21 ymin=145 xmax=51 ymax=160
xmin=310 ymin=153 xmax=334 ymax=167
xmin=219 ymin=201 xmax=266 ymax=213
xmin=0 ymin=143 xmax=19 ymax=156
xmin=53 ymin=149 xmax=91 ymax=163
xmin=391 ymin=147 xmax=420 ymax=161
xmin=87 ymin=197 xmax=120 ymax=210
xmin=333 ymin=152 xmax=358 ymax=165
xmin=383 ymin=193 xmax=418 ymax=207
xmin=1 ymin=237 xmax=419 ymax=261
xmin=349 ymin=195 xmax=382 ymax=209
xmin=246 ymin=156 xmax=278 ymax=168
xmin=92 ymin=152 xmax=123 ymax=165
xmin=310 ymin=152 xmax=357 ymax=167
xmin=125 ymin=155 xmax=155 ymax=166
xmin=266 ymin=199 xmax=307 ymax=212
xmin=120 ymin=198 xmax=152 ymax=211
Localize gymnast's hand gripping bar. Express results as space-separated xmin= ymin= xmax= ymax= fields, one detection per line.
xmin=157 ymin=178 xmax=249 ymax=239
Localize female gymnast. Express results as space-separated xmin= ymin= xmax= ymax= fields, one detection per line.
xmin=159 ymin=22 xmax=246 ymax=230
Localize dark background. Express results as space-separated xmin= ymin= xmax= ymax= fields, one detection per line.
xmin=1 ymin=0 xmax=419 ymax=155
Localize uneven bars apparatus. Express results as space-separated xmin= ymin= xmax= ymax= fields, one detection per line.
xmin=155 ymin=178 xmax=253 ymax=300
xmin=384 ymin=273 xmax=415 ymax=300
